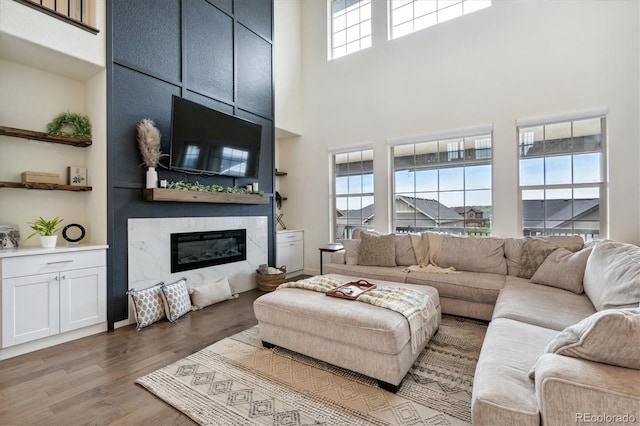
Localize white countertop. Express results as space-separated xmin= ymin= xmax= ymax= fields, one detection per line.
xmin=0 ymin=244 xmax=109 ymax=258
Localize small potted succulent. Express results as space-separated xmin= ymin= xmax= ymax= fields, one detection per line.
xmin=25 ymin=217 xmax=64 ymax=248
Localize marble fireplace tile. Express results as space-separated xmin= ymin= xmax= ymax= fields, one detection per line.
xmin=128 ymin=216 xmax=268 ymax=297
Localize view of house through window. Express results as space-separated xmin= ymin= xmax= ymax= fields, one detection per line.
xmin=518 ymin=117 xmax=605 ymax=241
xmin=391 ymin=133 xmax=492 ymax=236
xmin=330 ymin=0 xmax=372 ymax=59
xmin=389 ymin=0 xmax=491 ymax=40
xmin=333 ymin=149 xmax=374 ymax=240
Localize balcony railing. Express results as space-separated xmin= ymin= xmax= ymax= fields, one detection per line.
xmin=14 ymin=0 xmax=98 ymax=34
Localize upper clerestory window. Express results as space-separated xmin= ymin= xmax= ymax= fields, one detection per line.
xmin=389 ymin=0 xmax=491 ymax=40
xmin=329 ymin=0 xmax=372 ymax=59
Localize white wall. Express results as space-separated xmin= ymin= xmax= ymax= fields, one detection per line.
xmin=281 ymin=0 xmax=640 ymax=274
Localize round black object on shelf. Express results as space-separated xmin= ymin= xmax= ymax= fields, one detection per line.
xmin=62 ymin=223 xmax=86 ymax=243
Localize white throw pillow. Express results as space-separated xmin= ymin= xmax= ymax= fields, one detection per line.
xmin=342 ymin=239 xmax=361 ymax=265
xmin=189 ymin=277 xmax=233 ymax=310
xmin=160 ymin=278 xmax=191 ymax=322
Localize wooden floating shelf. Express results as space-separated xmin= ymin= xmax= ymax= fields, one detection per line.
xmin=0 ymin=125 xmax=92 ymax=147
xmin=275 ymin=170 xmax=287 ymax=176
xmin=0 ymin=181 xmax=92 ymax=191
xmin=144 ymin=188 xmax=270 ymax=204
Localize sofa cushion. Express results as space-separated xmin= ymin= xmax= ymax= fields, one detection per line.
xmin=323 ymin=263 xmax=409 ymax=283
xmin=494 ymin=279 xmax=596 ymax=331
xmin=358 ymin=232 xmax=396 ymax=267
xmin=543 ymin=307 xmax=640 ymax=370
xmin=472 ymin=318 xmax=558 ymax=426
xmin=406 ymin=270 xmax=505 ymax=304
xmin=584 ymin=240 xmax=640 ymax=311
xmin=530 ymin=247 xmax=592 ymax=294
xmin=437 ymin=234 xmax=507 ymax=275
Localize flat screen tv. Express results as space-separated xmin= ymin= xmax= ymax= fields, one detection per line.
xmin=169 ymin=96 xmax=262 ymax=178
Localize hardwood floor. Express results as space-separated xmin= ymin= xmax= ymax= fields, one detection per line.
xmin=0 ymin=288 xmax=269 ymax=425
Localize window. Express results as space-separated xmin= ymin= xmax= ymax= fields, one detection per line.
xmin=389 ymin=0 xmax=491 ymax=40
xmin=330 ymin=0 xmax=372 ymax=59
xmin=391 ymin=132 xmax=492 ymax=235
xmin=332 ymin=149 xmax=374 ymax=240
xmin=518 ymin=116 xmax=605 ymax=241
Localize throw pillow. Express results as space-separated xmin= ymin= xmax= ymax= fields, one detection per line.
xmin=358 ymin=232 xmax=396 ymax=267
xmin=518 ymin=238 xmax=561 ymax=279
xmin=583 ymin=240 xmax=640 ymax=311
xmin=189 ymin=277 xmax=233 ymax=310
xmin=127 ymin=283 xmax=166 ymax=330
xmin=437 ymin=234 xmax=507 ymax=275
xmin=395 ymin=234 xmax=418 ymax=266
xmin=160 ymin=278 xmax=191 ymax=322
xmin=342 ymin=239 xmax=361 ymax=265
xmin=544 ymin=308 xmax=640 ymax=370
xmin=530 ymin=247 xmax=593 ymax=294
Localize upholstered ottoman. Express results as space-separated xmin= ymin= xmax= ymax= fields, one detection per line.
xmin=253 ymin=274 xmax=441 ymax=392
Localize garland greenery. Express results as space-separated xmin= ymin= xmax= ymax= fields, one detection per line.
xmin=167 ymin=181 xmax=264 ymax=196
xmin=47 ymin=112 xmax=92 ymax=139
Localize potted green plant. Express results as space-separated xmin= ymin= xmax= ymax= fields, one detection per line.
xmin=25 ymin=217 xmax=64 ymax=248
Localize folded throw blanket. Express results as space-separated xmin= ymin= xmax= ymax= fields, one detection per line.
xmin=405 ymin=264 xmax=458 ymax=274
xmin=278 ymin=277 xmax=438 ymax=354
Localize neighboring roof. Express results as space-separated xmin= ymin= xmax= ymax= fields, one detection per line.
xmin=338 ymin=203 xmax=376 ymax=223
xmin=523 ymin=199 xmax=599 ymax=229
xmin=453 ymin=206 xmax=481 ymax=215
xmin=396 ymin=195 xmax=462 ymax=221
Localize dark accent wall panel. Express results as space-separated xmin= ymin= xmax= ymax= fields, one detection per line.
xmin=237 ymin=24 xmax=273 ymax=117
xmin=235 ymin=0 xmax=272 ymax=40
xmin=112 ymin=0 xmax=181 ymax=82
xmin=185 ymin=0 xmax=234 ymax=102
xmin=107 ymin=0 xmax=274 ymax=328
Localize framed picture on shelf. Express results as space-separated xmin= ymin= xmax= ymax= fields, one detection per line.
xmin=0 ymin=225 xmax=21 ymax=249
xmin=68 ymin=166 xmax=87 ymax=186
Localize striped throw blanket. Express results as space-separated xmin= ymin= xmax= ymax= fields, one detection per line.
xmin=278 ymin=277 xmax=438 ymax=353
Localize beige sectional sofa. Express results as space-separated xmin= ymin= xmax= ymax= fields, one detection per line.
xmin=325 ymin=230 xmax=640 ymax=425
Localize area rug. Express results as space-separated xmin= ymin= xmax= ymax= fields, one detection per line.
xmin=136 ymin=315 xmax=487 ymax=425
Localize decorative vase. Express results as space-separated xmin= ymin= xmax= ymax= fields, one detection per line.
xmin=146 ymin=167 xmax=158 ymax=189
xmin=41 ymin=235 xmax=57 ymax=249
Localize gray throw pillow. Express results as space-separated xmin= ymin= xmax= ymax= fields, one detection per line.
xmin=519 ymin=238 xmax=560 ymax=279
xmin=342 ymin=239 xmax=361 ymax=265
xmin=530 ymin=247 xmax=592 ymax=294
xmin=358 ymin=232 xmax=396 ymax=267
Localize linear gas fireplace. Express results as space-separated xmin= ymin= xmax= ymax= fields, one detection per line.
xmin=170 ymin=229 xmax=247 ymax=273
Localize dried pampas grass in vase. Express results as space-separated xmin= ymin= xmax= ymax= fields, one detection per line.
xmin=136 ymin=118 xmax=162 ymax=189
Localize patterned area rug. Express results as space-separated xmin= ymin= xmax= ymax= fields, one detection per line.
xmin=136 ymin=315 xmax=487 ymax=425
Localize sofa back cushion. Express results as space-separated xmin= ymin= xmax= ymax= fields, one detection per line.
xmin=436 ymin=234 xmax=507 ymax=275
xmin=395 ymin=234 xmax=418 ymax=266
xmin=584 ymin=240 xmax=640 ymax=311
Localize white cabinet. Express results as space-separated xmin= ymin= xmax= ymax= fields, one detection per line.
xmin=1 ymin=247 xmax=107 ymax=349
xmin=276 ymin=230 xmax=304 ymax=274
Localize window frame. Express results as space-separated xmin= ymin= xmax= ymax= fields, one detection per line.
xmin=328 ymin=0 xmax=373 ymax=60
xmin=388 ymin=125 xmax=494 ymax=236
xmin=516 ymin=111 xmax=608 ymax=241
xmin=330 ymin=146 xmax=375 ymax=242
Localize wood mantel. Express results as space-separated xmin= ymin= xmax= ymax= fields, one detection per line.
xmin=143 ymin=188 xmax=270 ymax=204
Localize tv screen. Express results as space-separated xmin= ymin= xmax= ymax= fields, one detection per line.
xmin=169 ymin=96 xmax=262 ymax=178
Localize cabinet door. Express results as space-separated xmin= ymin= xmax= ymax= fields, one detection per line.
xmin=276 ymin=242 xmax=292 ymax=270
xmin=2 ymin=273 xmax=60 ymax=348
xmin=288 ymin=240 xmax=304 ymax=272
xmin=60 ymin=267 xmax=106 ymax=332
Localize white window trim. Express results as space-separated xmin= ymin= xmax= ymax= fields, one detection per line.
xmin=516 ymin=112 xmax=608 ymax=240
xmin=387 ymin=124 xmax=493 ymax=146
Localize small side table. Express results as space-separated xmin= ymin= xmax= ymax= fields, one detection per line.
xmin=319 ymin=244 xmax=343 ymax=275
